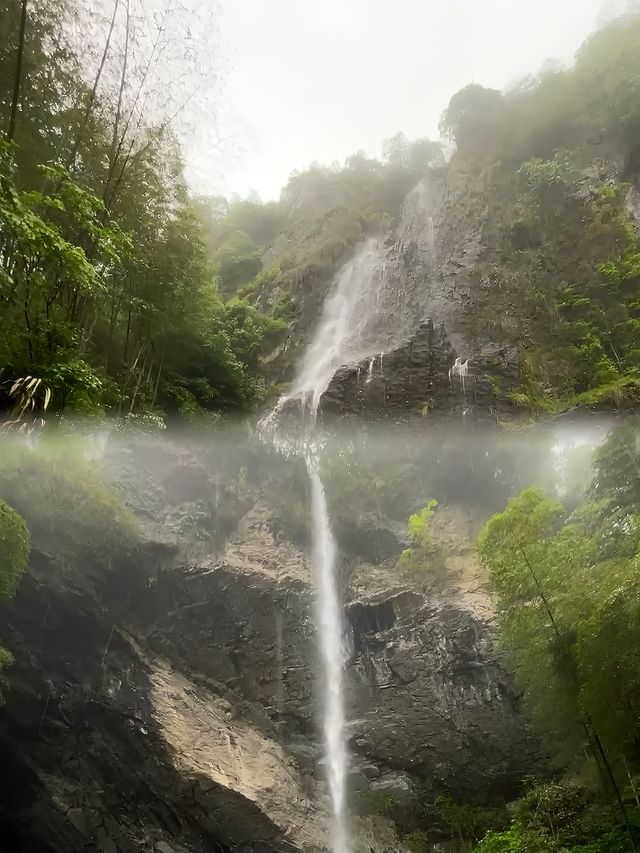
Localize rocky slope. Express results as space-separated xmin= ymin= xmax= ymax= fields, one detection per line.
xmin=0 ymin=435 xmax=535 ymax=852
xmin=298 ymin=176 xmax=523 ymax=423
xmin=285 ymin=158 xmax=640 ymax=422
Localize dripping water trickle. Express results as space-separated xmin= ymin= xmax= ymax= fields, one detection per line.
xmin=366 ymin=355 xmax=375 ymax=384
xmin=449 ymin=356 xmax=470 ymax=414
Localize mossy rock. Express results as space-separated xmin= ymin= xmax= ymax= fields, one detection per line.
xmin=0 ymin=500 xmax=30 ymax=601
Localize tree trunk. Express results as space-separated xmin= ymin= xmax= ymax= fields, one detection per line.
xmin=107 ymin=0 xmax=130 ymax=178
xmin=623 ymin=754 xmax=640 ymax=810
xmin=152 ymin=344 xmax=165 ymax=407
xmin=8 ymin=0 xmax=29 ymax=142
xmin=66 ymin=0 xmax=120 ymax=172
xmin=103 ymin=0 xmax=170 ymax=205
xmin=590 ymin=725 xmax=637 ymax=851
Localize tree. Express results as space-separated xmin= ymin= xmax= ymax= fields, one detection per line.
xmin=477 ymin=488 xmax=585 ymax=758
xmin=439 ymin=84 xmax=505 ymax=153
xmin=215 ymin=230 xmax=263 ymax=296
xmin=478 ymin=450 xmax=640 ymax=846
xmin=397 ymin=500 xmax=444 ymax=580
xmin=590 ymin=418 xmax=640 ymax=512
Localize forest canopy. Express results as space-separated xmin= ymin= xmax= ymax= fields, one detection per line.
xmin=1 ymin=4 xmax=640 ymax=422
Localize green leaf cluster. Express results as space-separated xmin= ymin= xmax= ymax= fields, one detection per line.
xmin=398 ymin=499 xmax=445 ymax=580
xmin=0 ymin=496 xmax=29 ymax=690
xmin=474 ymin=782 xmax=640 ymax=852
xmin=477 ymin=420 xmax=640 ymax=848
xmin=0 ymin=498 xmax=29 ymax=601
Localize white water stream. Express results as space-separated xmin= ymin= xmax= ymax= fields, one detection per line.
xmin=261 ymin=239 xmax=393 ymax=853
xmin=288 ymin=237 xmax=386 ymax=415
xmin=261 ymin=236 xmax=407 ymax=853
xmin=308 ymin=462 xmax=349 ymax=853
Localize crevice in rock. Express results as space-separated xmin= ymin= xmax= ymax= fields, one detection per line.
xmin=347 ymin=601 xmax=396 ymax=654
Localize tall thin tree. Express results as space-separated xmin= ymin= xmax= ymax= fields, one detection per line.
xmin=8 ymin=0 xmax=29 ymax=142
xmin=65 ymin=0 xmax=120 ymax=171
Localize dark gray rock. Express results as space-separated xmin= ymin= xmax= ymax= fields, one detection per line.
xmin=291 ymin=175 xmax=522 ymax=422
xmin=0 ymin=551 xmax=307 ymax=853
xmin=319 ymin=320 xmax=519 ymax=420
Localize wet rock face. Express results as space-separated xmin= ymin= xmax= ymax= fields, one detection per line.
xmin=346 ymin=594 xmax=527 ymax=801
xmin=0 ymin=553 xmax=314 ymax=853
xmin=310 ymin=176 xmax=522 ymax=421
xmin=0 ymin=440 xmax=400 ymax=853
xmin=0 ymin=439 xmax=535 ymax=852
xmin=320 ymin=320 xmax=520 ymax=420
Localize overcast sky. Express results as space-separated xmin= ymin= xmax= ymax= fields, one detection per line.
xmin=187 ymin=0 xmax=629 ymax=200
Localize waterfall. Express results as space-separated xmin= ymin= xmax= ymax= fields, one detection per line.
xmin=288 ymin=237 xmax=387 ymax=415
xmin=308 ymin=461 xmax=349 ymax=853
xmin=261 ymin=237 xmax=394 ymax=853
xmin=449 ymin=356 xmax=471 ymax=413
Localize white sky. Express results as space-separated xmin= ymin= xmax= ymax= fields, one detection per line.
xmin=187 ymin=0 xmax=629 ymax=200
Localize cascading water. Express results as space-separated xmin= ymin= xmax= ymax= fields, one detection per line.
xmin=263 ymin=222 xmax=456 ymax=850
xmin=449 ymin=356 xmax=471 ymax=414
xmin=260 ymin=237 xmax=395 ymax=853
xmin=308 ymin=460 xmax=349 ymax=853
xmin=260 ymin=204 xmax=485 ymax=850
xmin=287 ymin=238 xmax=387 ymax=415
xmin=257 ymin=439 xmax=349 ymax=853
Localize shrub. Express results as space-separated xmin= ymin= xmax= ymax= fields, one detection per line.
xmin=0 ymin=498 xmax=30 ymax=694
xmin=397 ymin=500 xmax=446 ymax=580
xmin=0 ymin=436 xmax=138 ymax=565
xmin=0 ymin=500 xmax=30 ymax=601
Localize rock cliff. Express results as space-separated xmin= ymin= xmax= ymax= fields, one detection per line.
xmin=301 ymin=176 xmax=522 ymax=422
xmin=0 ymin=435 xmax=535 ymax=852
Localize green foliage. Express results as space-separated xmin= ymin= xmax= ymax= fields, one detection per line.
xmin=436 ymin=794 xmax=506 ymax=848
xmin=407 ymin=499 xmax=439 ymax=540
xmin=355 ymin=790 xmax=399 ymax=817
xmin=0 ymin=0 xmax=282 ymax=420
xmin=590 ymin=418 xmax=640 ymax=511
xmin=0 ymin=499 xmax=29 ymax=600
xmin=446 ymin=17 xmax=640 ymax=167
xmin=2 ymin=2 xmax=638 ymax=418
xmin=444 ymin=16 xmax=640 ymax=411
xmin=401 ymin=831 xmax=432 ymax=853
xmin=472 ymin=782 xmax=640 ymax=853
xmin=440 ymin=84 xmax=506 ymax=153
xmin=398 ymin=499 xmax=445 ymax=580
xmin=478 ymin=421 xmax=640 ymax=837
xmin=2 ymin=374 xmax=52 ymax=431
xmin=0 ymin=437 xmax=138 ymax=564
xmin=0 ymin=132 xmax=282 ymax=417
xmin=199 ymin=137 xmax=443 ymax=343
xmin=215 ymin=230 xmax=263 ymax=296
xmin=468 ymin=151 xmax=640 ymax=408
xmin=0 ymin=497 xmax=29 ymax=692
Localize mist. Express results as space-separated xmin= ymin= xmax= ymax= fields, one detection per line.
xmin=210 ymin=0 xmax=635 ymax=199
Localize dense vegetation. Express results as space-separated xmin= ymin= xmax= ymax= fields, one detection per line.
xmin=0 ymin=0 xmax=287 ymax=420
xmin=3 ymin=4 xmax=639 ymax=418
xmin=0 ymin=434 xmax=139 ymax=692
xmin=0 ymin=0 xmax=446 ymax=421
xmin=352 ymin=422 xmax=640 ymax=852
xmin=1 ymin=5 xmax=640 ymax=850
xmin=470 ymin=419 xmax=640 ymax=851
xmin=0 ymin=498 xmax=29 ymax=686
xmin=440 ymin=17 xmax=640 ymax=410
